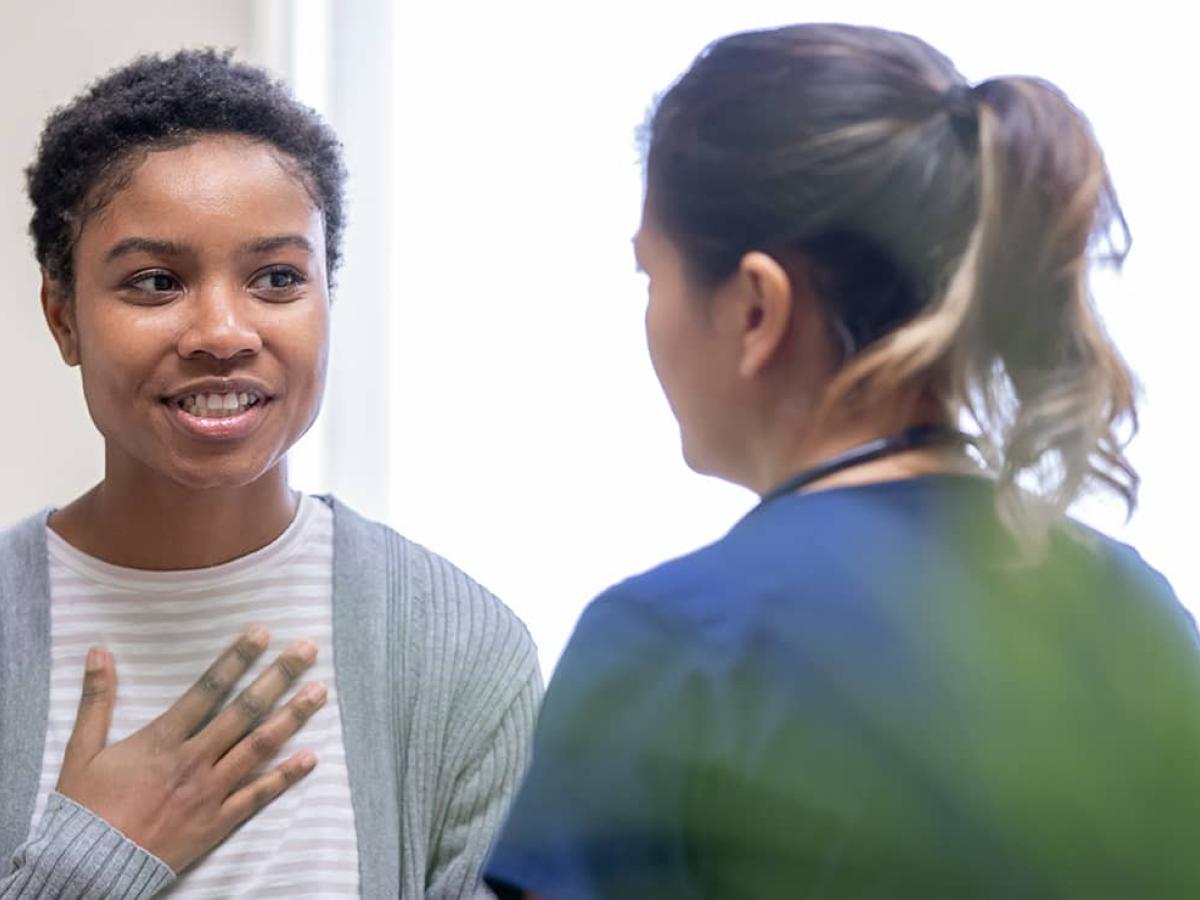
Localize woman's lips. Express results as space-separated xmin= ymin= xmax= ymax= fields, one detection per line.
xmin=166 ymin=400 xmax=270 ymax=441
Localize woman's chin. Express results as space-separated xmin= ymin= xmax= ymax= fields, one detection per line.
xmin=154 ymin=453 xmax=286 ymax=493
xmin=173 ymin=471 xmax=274 ymax=492
xmin=680 ymin=438 xmax=718 ymax=479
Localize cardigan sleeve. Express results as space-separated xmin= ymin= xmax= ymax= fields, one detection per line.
xmin=400 ymin=537 xmax=544 ymax=899
xmin=425 ymin=667 xmax=542 ymax=899
xmin=0 ymin=793 xmax=174 ymax=899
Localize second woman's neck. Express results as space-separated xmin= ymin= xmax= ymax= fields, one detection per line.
xmin=50 ymin=461 xmax=299 ymax=571
xmin=748 ymin=391 xmax=970 ymax=496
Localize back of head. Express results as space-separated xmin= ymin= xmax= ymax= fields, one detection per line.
xmin=643 ymin=23 xmax=1137 ymax=552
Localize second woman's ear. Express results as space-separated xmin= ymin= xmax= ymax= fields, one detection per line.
xmin=731 ymin=250 xmax=798 ymax=380
xmin=42 ymin=272 xmax=81 ymax=366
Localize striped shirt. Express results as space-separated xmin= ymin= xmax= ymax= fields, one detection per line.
xmin=34 ymin=495 xmax=360 ymax=898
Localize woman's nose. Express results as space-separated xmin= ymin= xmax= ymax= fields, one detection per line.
xmin=176 ymin=286 xmax=264 ymax=362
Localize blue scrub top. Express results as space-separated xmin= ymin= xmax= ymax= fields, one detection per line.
xmin=486 ymin=475 xmax=1200 ymax=899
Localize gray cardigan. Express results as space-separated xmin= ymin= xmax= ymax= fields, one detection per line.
xmin=0 ymin=497 xmax=542 ymax=898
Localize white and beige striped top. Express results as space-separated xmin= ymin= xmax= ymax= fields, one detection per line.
xmin=33 ymin=495 xmax=360 ymax=898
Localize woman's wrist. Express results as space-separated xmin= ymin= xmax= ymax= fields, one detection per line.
xmin=5 ymin=792 xmax=175 ymax=899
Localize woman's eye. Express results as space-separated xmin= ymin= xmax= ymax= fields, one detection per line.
xmin=127 ymin=272 xmax=180 ymax=294
xmin=250 ymin=267 xmax=306 ymax=296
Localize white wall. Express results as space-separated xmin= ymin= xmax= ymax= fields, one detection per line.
xmin=0 ymin=0 xmax=270 ymax=526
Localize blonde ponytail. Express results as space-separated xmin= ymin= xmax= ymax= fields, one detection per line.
xmin=825 ymin=76 xmax=1138 ymax=551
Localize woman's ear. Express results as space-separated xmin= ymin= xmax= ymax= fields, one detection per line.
xmin=42 ymin=272 xmax=81 ymax=366
xmin=730 ymin=251 xmax=797 ymax=379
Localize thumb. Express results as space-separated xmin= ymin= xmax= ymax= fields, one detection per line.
xmin=64 ymin=646 xmax=117 ymax=764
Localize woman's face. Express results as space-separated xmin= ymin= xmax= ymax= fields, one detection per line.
xmin=635 ymin=208 xmax=743 ymax=478
xmin=45 ymin=134 xmax=330 ymax=490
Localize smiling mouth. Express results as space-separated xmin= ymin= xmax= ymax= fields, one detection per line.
xmin=172 ymin=391 xmax=266 ymax=419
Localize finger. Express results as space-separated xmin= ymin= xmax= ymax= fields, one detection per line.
xmin=214 ymin=681 xmax=327 ymax=787
xmin=158 ymin=627 xmax=269 ymax=738
xmin=220 ymin=750 xmax=318 ymax=827
xmin=195 ymin=639 xmax=317 ymax=756
xmin=63 ymin=647 xmax=116 ymax=766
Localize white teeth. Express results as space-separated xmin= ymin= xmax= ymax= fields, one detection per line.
xmin=177 ymin=391 xmax=261 ymax=419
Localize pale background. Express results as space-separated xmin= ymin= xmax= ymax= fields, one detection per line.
xmin=2 ymin=0 xmax=1195 ymax=675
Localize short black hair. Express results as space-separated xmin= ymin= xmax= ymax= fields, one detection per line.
xmin=26 ymin=48 xmax=347 ymax=288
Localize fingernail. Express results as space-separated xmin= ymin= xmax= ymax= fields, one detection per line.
xmin=298 ymin=751 xmax=318 ymax=772
xmin=86 ymin=647 xmax=104 ymax=672
xmin=301 ymin=682 xmax=327 ymax=704
xmin=245 ymin=625 xmax=269 ymax=649
xmin=293 ymin=640 xmax=318 ymax=664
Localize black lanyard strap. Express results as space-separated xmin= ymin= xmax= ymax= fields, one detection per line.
xmin=757 ymin=424 xmax=974 ymax=507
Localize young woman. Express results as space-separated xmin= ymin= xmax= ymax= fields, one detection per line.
xmin=0 ymin=50 xmax=540 ymax=898
xmin=485 ymin=24 xmax=1200 ymax=899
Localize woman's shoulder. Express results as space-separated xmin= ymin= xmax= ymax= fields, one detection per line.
xmin=574 ymin=533 xmax=761 ymax=657
xmin=0 ymin=507 xmax=52 ymax=551
xmin=1053 ymin=520 xmax=1194 ymax=634
xmin=322 ymin=494 xmax=539 ymax=684
xmin=0 ymin=508 xmax=52 ymax=594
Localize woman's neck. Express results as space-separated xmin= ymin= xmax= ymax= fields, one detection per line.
xmin=747 ymin=394 xmax=977 ymax=497
xmin=48 ymin=461 xmax=299 ymax=571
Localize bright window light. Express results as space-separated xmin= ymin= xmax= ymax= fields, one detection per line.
xmin=289 ymin=0 xmax=1196 ymax=675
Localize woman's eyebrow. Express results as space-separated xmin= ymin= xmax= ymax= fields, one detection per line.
xmin=104 ymin=237 xmax=187 ymax=263
xmin=241 ymin=234 xmax=314 ymax=255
